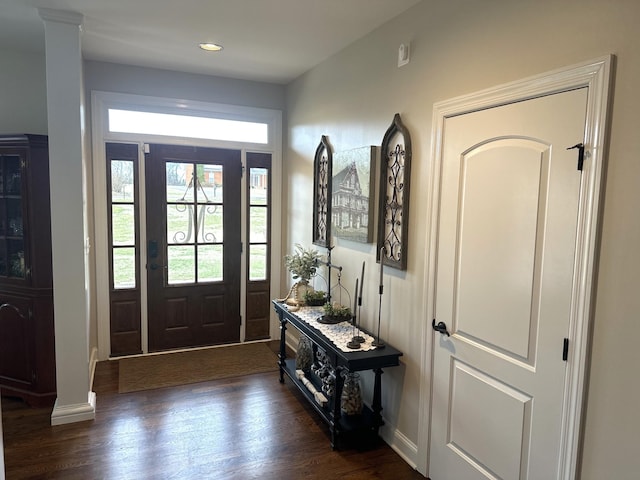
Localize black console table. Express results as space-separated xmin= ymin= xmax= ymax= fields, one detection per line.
xmin=273 ymin=300 xmax=403 ymax=449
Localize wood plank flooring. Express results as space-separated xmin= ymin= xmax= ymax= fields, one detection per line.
xmin=2 ymin=356 xmax=425 ymax=479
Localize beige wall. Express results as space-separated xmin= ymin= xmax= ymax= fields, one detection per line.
xmin=0 ymin=49 xmax=48 ymax=134
xmin=285 ymin=0 xmax=639 ymax=477
xmin=84 ymin=60 xmax=286 ymax=111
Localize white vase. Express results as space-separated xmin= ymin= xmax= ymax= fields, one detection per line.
xmin=285 ymin=280 xmax=310 ymax=306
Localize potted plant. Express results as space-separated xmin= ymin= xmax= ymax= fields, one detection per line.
xmin=284 ymin=244 xmax=321 ymax=283
xmin=303 ymin=289 xmax=327 ymax=306
xmin=319 ymin=301 xmax=352 ymax=324
xmin=281 ymin=244 xmax=322 ymax=306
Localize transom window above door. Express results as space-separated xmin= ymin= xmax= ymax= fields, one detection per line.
xmin=108 ymin=108 xmax=269 ymax=144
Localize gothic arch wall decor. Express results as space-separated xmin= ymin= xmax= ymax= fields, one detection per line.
xmin=312 ymin=135 xmax=332 ymax=247
xmin=377 ymin=113 xmax=412 ymax=270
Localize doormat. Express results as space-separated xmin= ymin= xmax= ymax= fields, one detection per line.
xmin=118 ymin=342 xmax=278 ymax=393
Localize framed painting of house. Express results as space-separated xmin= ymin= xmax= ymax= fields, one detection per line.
xmin=331 ymin=146 xmax=377 ymax=243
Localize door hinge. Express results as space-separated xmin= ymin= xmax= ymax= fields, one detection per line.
xmin=240 ymin=242 xmax=243 ymax=254
xmin=562 ymin=338 xmax=569 ymax=361
xmin=566 ymin=143 xmax=585 ymax=171
xmin=241 ymin=164 xmax=245 ymax=178
xmin=143 ymin=143 xmax=150 ymax=154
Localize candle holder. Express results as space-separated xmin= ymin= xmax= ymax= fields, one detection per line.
xmin=347 ymin=277 xmax=361 ymax=349
xmin=353 ymin=305 xmax=365 ymax=344
xmin=372 ymin=247 xmax=386 ymax=348
xmin=347 ymin=336 xmax=361 ymax=349
xmin=353 ymin=261 xmax=365 ymax=343
xmin=372 ymin=285 xmax=386 ymax=348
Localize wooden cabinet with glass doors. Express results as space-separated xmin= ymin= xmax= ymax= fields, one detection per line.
xmin=0 ymin=134 xmax=56 ymax=407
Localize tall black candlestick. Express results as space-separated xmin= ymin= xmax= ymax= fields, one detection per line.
xmin=379 ymin=247 xmax=384 ymax=289
xmin=352 ymin=278 xmax=358 ymax=321
xmin=373 ymin=247 xmax=386 ymax=348
xmin=359 ymin=261 xmax=365 ymax=303
xmin=354 ymin=261 xmax=365 ymax=343
xmin=347 ymin=278 xmax=361 ymax=349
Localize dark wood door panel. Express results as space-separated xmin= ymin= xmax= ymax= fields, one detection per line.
xmin=245 ymin=289 xmax=270 ymax=340
xmin=146 ymin=144 xmax=241 ymax=351
xmin=110 ymin=297 xmax=141 ymax=356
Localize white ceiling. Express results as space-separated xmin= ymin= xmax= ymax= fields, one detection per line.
xmin=0 ymin=0 xmax=422 ymax=84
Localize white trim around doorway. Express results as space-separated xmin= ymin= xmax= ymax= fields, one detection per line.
xmin=91 ymin=91 xmax=283 ymax=361
xmin=416 ymin=55 xmax=613 ymax=478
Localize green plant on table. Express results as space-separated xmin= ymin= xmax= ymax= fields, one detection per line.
xmin=304 ymin=290 xmax=326 ymax=302
xmin=284 ymin=244 xmax=321 ymax=282
xmin=303 ymin=289 xmax=327 ymax=306
xmin=323 ymin=302 xmax=352 ymax=319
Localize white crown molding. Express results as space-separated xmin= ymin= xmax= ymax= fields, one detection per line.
xmin=38 ymin=8 xmax=83 ymax=27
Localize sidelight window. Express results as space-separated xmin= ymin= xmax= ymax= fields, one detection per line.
xmin=248 ymin=167 xmax=269 ymax=281
xmin=108 ymin=157 xmax=138 ymax=290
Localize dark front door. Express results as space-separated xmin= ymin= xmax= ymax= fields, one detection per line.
xmin=145 ymin=144 xmax=241 ymax=351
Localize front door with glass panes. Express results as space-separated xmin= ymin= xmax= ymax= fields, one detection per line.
xmin=107 ymin=142 xmax=245 ymax=353
xmin=145 ymin=144 xmax=241 ymax=351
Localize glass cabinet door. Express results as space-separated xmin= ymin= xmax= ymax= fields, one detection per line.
xmin=0 ymin=154 xmax=25 ymax=279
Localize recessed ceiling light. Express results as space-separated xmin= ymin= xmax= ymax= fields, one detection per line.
xmin=199 ymin=43 xmax=223 ymax=52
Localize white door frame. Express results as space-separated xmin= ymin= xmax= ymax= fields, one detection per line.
xmin=417 ymin=56 xmax=613 ymax=478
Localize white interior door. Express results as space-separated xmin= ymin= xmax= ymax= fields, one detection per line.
xmin=429 ymin=88 xmax=588 ymax=479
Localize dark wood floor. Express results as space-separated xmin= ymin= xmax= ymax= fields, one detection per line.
xmin=2 ymin=356 xmax=425 ymax=479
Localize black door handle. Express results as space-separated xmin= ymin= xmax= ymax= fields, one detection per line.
xmin=432 ymin=319 xmax=450 ymax=337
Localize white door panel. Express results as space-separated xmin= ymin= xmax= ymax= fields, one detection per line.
xmin=430 ymin=88 xmax=588 ymax=480
xmin=456 ymin=139 xmax=548 ymax=362
xmin=448 ymin=359 xmax=533 ymax=480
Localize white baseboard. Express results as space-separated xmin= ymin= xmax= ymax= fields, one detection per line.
xmin=89 ymin=346 xmax=99 ymax=390
xmin=379 ymin=421 xmax=420 ymax=471
xmin=51 ymin=392 xmax=96 ymax=426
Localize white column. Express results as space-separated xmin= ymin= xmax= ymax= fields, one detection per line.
xmin=38 ymin=8 xmax=95 ymax=425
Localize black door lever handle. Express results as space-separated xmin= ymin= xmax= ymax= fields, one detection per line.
xmin=432 ymin=319 xmax=450 ymax=337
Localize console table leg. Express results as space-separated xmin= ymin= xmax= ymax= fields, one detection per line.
xmin=329 ymin=367 xmax=345 ymax=450
xmin=329 ymin=422 xmax=337 ymax=450
xmin=278 ymin=317 xmax=287 ymax=384
xmin=372 ymin=368 xmax=384 ymax=432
